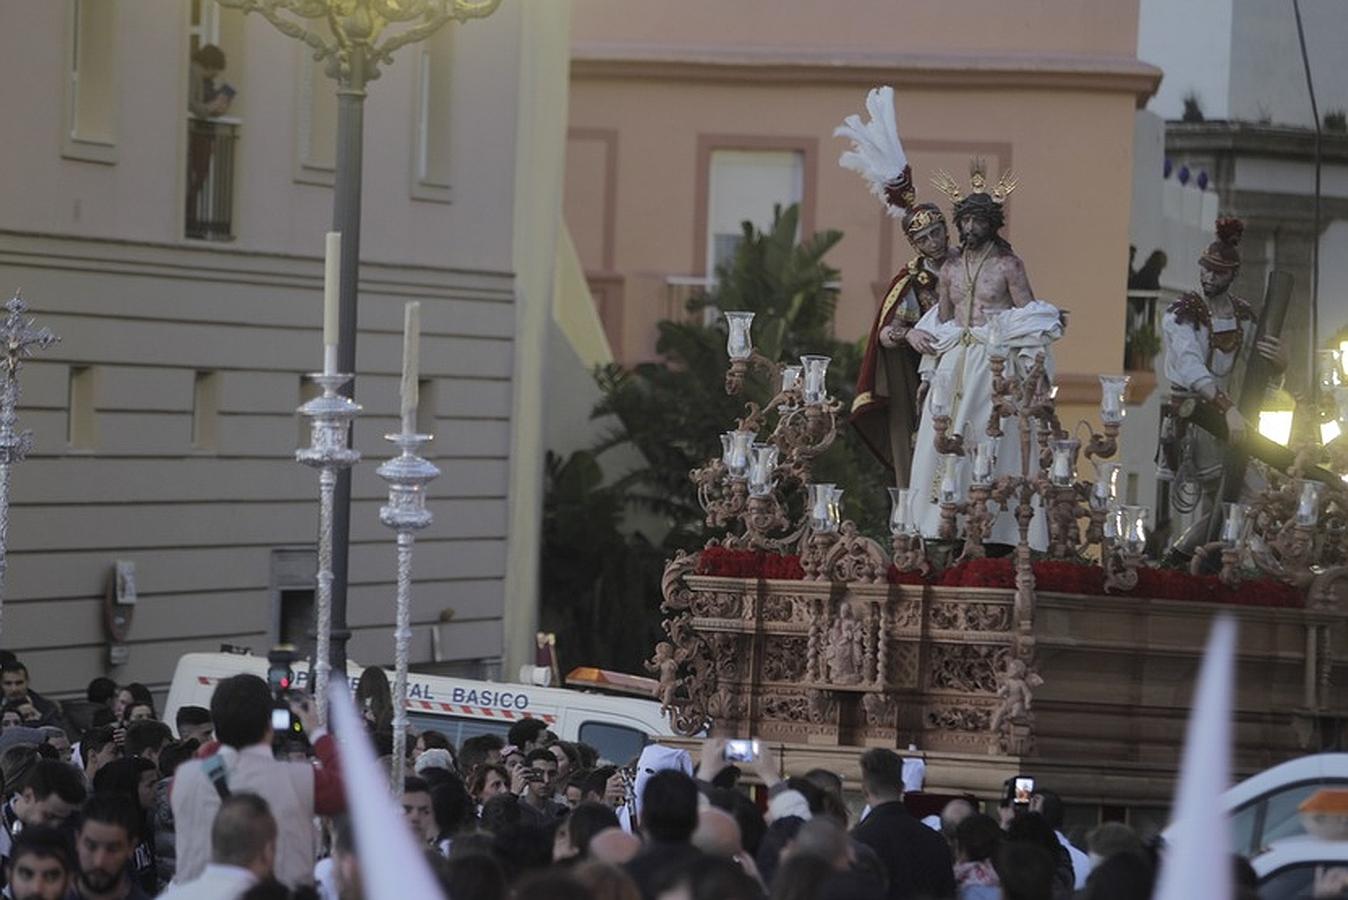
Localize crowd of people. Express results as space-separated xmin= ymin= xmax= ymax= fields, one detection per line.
xmin=0 ymin=651 xmax=1247 ymax=900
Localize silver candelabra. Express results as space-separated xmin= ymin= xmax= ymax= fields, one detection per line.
xmin=377 ymin=430 xmax=439 ymax=794
xmin=0 ymin=294 xmax=57 ymax=642
xmin=296 ymin=372 xmax=361 ymax=727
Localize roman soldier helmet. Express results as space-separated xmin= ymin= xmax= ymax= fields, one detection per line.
xmin=835 ymin=86 xmax=948 ymax=239
xmin=903 ymin=202 xmax=945 ymax=240
xmin=1200 ymin=216 xmax=1244 ymax=271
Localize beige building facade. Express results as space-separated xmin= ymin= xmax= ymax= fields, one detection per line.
xmin=0 ymin=1 xmax=572 ymax=698
xmin=564 ymin=0 xmax=1161 ymax=429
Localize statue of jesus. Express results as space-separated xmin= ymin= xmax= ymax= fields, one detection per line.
xmin=905 ymin=163 xmax=1064 ymax=548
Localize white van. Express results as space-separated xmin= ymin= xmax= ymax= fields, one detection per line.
xmin=164 ymin=652 xmax=674 ymax=765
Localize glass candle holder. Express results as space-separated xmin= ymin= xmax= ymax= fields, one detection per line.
xmin=1220 ymin=502 xmax=1248 ymax=548
xmin=720 ymin=432 xmax=734 ymax=469
xmin=748 ymin=443 xmax=779 ymax=497
xmin=808 ymin=483 xmax=842 ymax=534
xmin=938 ymin=455 xmax=960 ymax=504
xmin=1296 ymin=480 xmax=1325 ymax=526
xmin=827 ymin=485 xmax=844 ymax=532
xmin=1050 ymin=439 xmax=1079 ymax=486
xmin=780 ymin=365 xmax=803 ymax=394
xmin=1317 ymin=350 xmax=1341 ymax=390
xmin=801 ymin=355 xmax=831 ymax=404
xmin=1103 ymin=503 xmax=1120 ymax=541
xmin=888 ymin=486 xmax=914 ymax=537
xmin=726 ymin=430 xmax=756 ymax=479
xmin=1091 ymin=462 xmax=1121 ymax=510
xmin=1121 ymin=505 xmax=1149 ymax=555
xmin=929 ymin=372 xmax=953 ymax=418
xmin=724 ymin=311 xmax=754 ymax=361
xmin=1099 ymin=375 xmax=1130 ymax=426
xmin=971 ymin=441 xmax=997 ymax=485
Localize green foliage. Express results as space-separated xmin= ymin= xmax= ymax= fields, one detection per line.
xmin=539 ymin=204 xmax=894 ymax=671
xmin=537 ymin=450 xmax=665 ymax=675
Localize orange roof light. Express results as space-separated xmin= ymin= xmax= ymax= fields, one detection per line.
xmin=1300 ymin=789 xmax=1348 ymax=814
xmin=565 ymin=666 xmax=659 ymax=699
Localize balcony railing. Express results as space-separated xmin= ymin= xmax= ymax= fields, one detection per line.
xmin=185 ymin=116 xmax=240 ymax=241
xmin=1125 ymin=289 xmax=1163 ymax=372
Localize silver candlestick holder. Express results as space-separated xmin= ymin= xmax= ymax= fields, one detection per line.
xmin=296 ymin=372 xmax=361 ymax=727
xmin=0 ymin=294 xmax=57 ymax=642
xmin=377 ymin=430 xmax=439 ymax=794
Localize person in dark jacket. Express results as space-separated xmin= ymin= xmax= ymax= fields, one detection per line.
xmin=623 ymin=770 xmax=704 ymax=900
xmin=851 ymin=748 xmax=955 ymax=900
xmin=1005 ymin=812 xmax=1073 ymax=900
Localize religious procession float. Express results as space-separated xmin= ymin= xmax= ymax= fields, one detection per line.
xmin=646 ymin=87 xmax=1348 ymax=807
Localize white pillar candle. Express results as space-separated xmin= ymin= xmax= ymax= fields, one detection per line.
xmin=972 ymin=441 xmax=996 ymax=484
xmin=323 ymin=231 xmax=341 ymax=375
xmin=400 ymin=301 xmax=420 ymax=433
xmin=1050 ymin=440 xmax=1077 ymax=485
xmin=1296 ymin=481 xmax=1324 ymax=526
xmin=939 ymin=455 xmax=959 ymax=503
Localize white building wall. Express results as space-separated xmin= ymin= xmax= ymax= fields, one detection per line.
xmin=0 ymin=1 xmax=567 ymax=696
xmin=1139 ymin=0 xmax=1346 ymax=127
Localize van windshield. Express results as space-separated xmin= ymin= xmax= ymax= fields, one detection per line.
xmin=579 ymin=720 xmax=646 ymax=766
xmin=408 ymin=712 xmax=511 ymax=746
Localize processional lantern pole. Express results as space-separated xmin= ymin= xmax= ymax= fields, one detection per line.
xmin=378 ymin=302 xmax=439 ymax=796
xmin=296 ymin=236 xmax=361 ymax=727
xmin=215 ymin=0 xmax=504 ymax=683
xmin=0 ymin=293 xmax=58 ymax=643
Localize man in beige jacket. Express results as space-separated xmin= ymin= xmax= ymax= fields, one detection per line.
xmin=170 ymin=675 xmax=344 ymax=890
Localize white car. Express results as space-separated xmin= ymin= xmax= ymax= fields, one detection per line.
xmin=1250 ymin=836 xmax=1348 ymax=899
xmin=1224 ymin=754 xmax=1348 ymax=858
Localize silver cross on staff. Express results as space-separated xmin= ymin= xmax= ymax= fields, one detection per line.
xmin=0 ymin=292 xmax=59 ymax=641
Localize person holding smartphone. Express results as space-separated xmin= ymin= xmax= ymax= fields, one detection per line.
xmin=516 ymin=748 xmax=566 ymax=822
xmin=169 ymin=675 xmax=345 ymax=891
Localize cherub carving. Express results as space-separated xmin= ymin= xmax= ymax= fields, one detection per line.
xmin=646 ymin=641 xmax=688 ymax=714
xmin=989 ymin=658 xmax=1043 ymax=735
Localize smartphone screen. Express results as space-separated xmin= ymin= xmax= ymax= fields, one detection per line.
xmin=724 ymin=739 xmax=759 ymax=762
xmin=1014 ymin=776 xmax=1035 ymax=805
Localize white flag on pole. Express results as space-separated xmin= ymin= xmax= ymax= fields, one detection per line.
xmin=1154 ymin=614 xmax=1238 ymax=900
xmin=329 ymin=683 xmax=447 ymax=898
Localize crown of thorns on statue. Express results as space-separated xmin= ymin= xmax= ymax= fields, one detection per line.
xmin=932 ymin=159 xmax=1018 ymax=229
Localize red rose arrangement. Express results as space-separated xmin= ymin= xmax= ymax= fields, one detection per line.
xmin=696 ymin=546 xmax=1301 ymax=608
xmin=698 ymin=546 xmax=804 ymax=580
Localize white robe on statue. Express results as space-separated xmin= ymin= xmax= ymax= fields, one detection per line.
xmin=1160 ymin=302 xmax=1254 ymax=526
xmin=907 ymin=300 xmax=1064 ymax=548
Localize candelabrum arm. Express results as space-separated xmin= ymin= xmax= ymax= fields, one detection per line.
xmin=725 ymin=351 xmax=782 ymax=396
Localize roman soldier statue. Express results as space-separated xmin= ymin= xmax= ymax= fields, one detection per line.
xmin=835 ymin=86 xmax=954 ymax=487
xmin=1160 ymin=216 xmax=1286 ymax=553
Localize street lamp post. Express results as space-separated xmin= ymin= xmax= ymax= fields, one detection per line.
xmin=214 ymin=0 xmax=503 ymax=682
